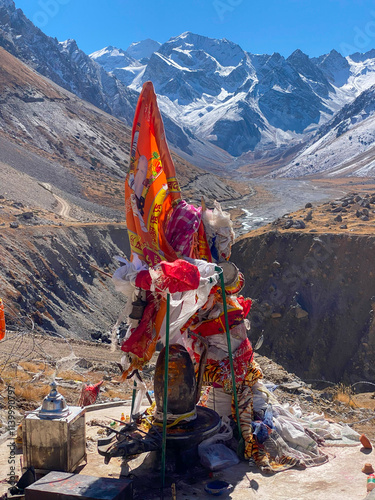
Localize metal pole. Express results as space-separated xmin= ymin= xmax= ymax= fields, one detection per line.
xmin=215 ymin=266 xmax=243 ymax=453
xmin=130 ymin=379 xmax=137 ymax=421
xmin=161 ymin=293 xmax=171 ymax=490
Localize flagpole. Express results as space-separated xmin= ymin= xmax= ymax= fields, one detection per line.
xmin=161 ymin=293 xmax=170 ymax=491
xmin=130 ymin=379 xmax=137 ymax=421
xmin=215 ymin=266 xmax=243 ymax=455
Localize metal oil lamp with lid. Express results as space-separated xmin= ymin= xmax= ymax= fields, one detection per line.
xmin=38 ymin=381 xmax=70 ymax=419
xmin=23 ymin=380 xmax=86 ymax=473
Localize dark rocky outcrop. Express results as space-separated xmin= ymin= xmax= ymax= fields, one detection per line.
xmin=232 ymin=231 xmax=375 ymax=385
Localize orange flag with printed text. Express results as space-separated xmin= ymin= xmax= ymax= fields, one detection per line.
xmin=125 ymin=81 xmax=181 ymax=266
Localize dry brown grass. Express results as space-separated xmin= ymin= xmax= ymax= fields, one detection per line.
xmin=58 ymin=370 xmax=86 ymax=382
xmin=333 ymin=383 xmax=357 ymax=408
xmin=105 ymin=387 xmax=128 ymax=399
xmin=56 ymin=369 xmax=108 ymax=384
xmin=19 ymin=361 xmax=52 ymax=374
xmin=1 ymin=367 xmax=31 ymax=383
xmin=58 ymin=387 xmax=68 ymax=398
xmin=14 ymin=382 xmax=49 ymax=402
xmin=350 ymin=393 xmax=375 ymax=410
xmin=0 ymin=360 xmax=55 ymax=386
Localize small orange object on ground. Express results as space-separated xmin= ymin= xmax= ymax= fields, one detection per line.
xmin=360 ymin=434 xmax=373 ymax=449
xmin=362 ymin=463 xmax=374 ymax=474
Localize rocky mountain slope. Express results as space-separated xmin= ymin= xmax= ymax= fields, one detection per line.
xmin=0 ymin=220 xmax=130 ymax=338
xmin=232 ymin=190 xmax=375 ymax=385
xmin=0 ymin=45 xmax=247 ymax=222
xmin=0 ymin=0 xmax=138 ymax=124
xmin=4 ymin=0 xmax=375 ymax=176
xmin=0 ymin=45 xmax=132 ymax=220
xmin=0 ymin=0 xmax=201 ymax=158
xmin=275 ymin=83 xmax=375 ymax=178
xmin=92 ymin=32 xmax=375 ymax=164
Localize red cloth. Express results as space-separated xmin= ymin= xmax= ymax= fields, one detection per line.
xmin=121 ymin=297 xmax=158 ymax=358
xmin=236 ymin=296 xmax=252 ymax=318
xmin=135 ymin=259 xmax=200 ymax=293
xmin=134 ymin=270 xmax=152 ymax=290
xmin=78 ymin=381 xmax=103 ymax=406
xmin=209 ymin=338 xmax=254 ymax=385
xmin=189 ymin=308 xmax=245 ymax=338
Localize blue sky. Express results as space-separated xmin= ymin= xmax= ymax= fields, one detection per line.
xmin=13 ymin=0 xmax=375 ymax=58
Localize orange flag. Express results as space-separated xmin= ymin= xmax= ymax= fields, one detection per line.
xmin=125 ymin=81 xmax=181 ymax=265
xmin=0 ymin=298 xmax=5 ymax=340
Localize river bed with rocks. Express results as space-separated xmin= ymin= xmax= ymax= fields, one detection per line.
xmin=223 ymin=178 xmax=348 ymax=236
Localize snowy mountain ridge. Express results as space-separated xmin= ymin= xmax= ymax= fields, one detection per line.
xmin=274 ymin=84 xmax=375 ymax=178
xmin=2 ymin=0 xmax=375 ymax=177
xmin=91 ymin=32 xmax=375 ymax=161
xmin=0 ymin=2 xmax=207 ymax=165
xmin=126 ymin=38 xmax=161 ymax=61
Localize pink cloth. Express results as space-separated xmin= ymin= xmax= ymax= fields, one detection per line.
xmin=165 ymin=200 xmax=202 ymax=257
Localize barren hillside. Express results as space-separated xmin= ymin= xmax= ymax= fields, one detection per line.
xmin=0 ymin=46 xmax=249 ymax=222
xmin=232 ymin=190 xmax=375 ymax=385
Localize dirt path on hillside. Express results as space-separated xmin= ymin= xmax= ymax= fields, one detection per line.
xmin=39 ymin=182 xmax=74 ymax=219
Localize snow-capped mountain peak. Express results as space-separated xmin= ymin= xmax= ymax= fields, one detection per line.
xmin=59 ymin=39 xmax=79 ymax=52
xmin=3 ymin=0 xmax=375 ymax=178
xmin=125 ymin=38 xmax=161 ymax=61
xmin=350 ymin=48 xmax=375 ymax=63
xmin=90 ymin=31 xmax=375 ymax=160
xmin=313 ymin=49 xmax=350 ymax=87
xmin=90 ymin=45 xmax=138 ymax=72
xmin=274 ymin=83 xmax=375 ymax=178
xmin=159 ymin=31 xmax=245 ymax=67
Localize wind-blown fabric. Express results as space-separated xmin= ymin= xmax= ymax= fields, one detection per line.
xmin=125 ymin=81 xmax=181 ymax=266
xmin=121 ymin=84 xmax=215 ymax=375
xmin=165 ymin=200 xmax=202 ymax=257
xmin=135 ymin=259 xmax=201 ymax=294
xmin=78 ymin=381 xmax=103 ymax=407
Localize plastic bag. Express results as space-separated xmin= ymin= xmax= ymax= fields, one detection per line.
xmin=198 ymin=416 xmax=239 ymax=470
xmin=199 ymin=416 xmax=233 ymax=447
xmin=112 ymin=255 xmax=147 ymax=296
xmin=202 ymin=201 xmax=235 ymax=261
xmin=252 ymin=381 xmax=269 ymax=414
xmin=199 ymin=443 xmax=239 ymax=471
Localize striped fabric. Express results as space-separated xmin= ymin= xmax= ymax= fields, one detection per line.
xmin=165 ymin=200 xmax=202 ymax=257
xmin=202 ymin=360 xmax=299 ymax=472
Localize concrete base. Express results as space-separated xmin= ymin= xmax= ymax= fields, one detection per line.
xmin=217 ymin=446 xmax=371 ymax=500
xmin=1 ymin=404 xmax=373 ymax=499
